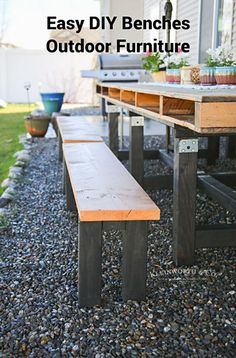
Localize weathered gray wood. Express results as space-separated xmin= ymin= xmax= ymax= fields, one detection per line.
xmin=228 ymin=135 xmax=236 ymax=158
xmin=166 ymin=126 xmax=171 ymax=152
xmin=198 ymin=174 xmax=236 ymax=215
xmin=118 ymin=149 xmax=159 ymax=161
xmin=102 ymin=221 xmax=126 ymax=231
xmin=207 ymin=137 xmax=220 ymax=165
xmin=211 ymin=171 xmax=236 ymax=187
xmin=62 ymin=158 xmax=66 ymax=195
xmin=78 ymin=221 xmax=102 ymax=307
xmin=64 ymin=161 xmax=76 ymax=212
xmin=129 ymin=112 xmax=144 ymax=186
xmin=144 ymin=175 xmax=173 ymax=190
xmin=158 ymin=149 xmax=174 ymax=167
xmin=173 ymin=128 xmax=198 ymax=266
xmin=108 ymin=112 xmax=119 ymax=156
xmin=196 ymin=224 xmax=236 ymax=248
xmin=122 ymin=221 xmax=148 ymax=301
xmin=58 ymin=131 xmax=63 ymax=161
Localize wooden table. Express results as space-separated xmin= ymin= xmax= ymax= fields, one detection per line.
xmin=96 ymin=82 xmax=236 ymax=266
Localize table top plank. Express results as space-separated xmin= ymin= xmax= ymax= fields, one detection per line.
xmin=97 ymin=82 xmax=236 ymax=134
xmin=98 ymin=82 xmax=236 ymax=102
xmin=63 ymin=142 xmax=160 ymax=222
xmin=57 ymin=116 xmax=103 ymax=143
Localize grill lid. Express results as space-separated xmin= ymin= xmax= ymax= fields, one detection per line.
xmin=99 ymin=53 xmax=143 ymax=69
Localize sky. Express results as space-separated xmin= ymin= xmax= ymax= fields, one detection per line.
xmin=0 ymin=0 xmax=100 ymax=49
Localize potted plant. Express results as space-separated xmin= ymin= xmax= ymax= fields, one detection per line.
xmin=24 ymin=112 xmax=51 ymax=137
xmin=165 ymin=52 xmax=189 ymax=84
xmin=214 ymin=46 xmax=236 ymax=84
xmin=142 ymin=52 xmax=166 ymax=82
xmin=200 ymin=48 xmax=219 ymax=85
xmin=40 ymin=92 xmax=65 ymax=115
xmin=23 ymin=82 xmax=51 ymax=137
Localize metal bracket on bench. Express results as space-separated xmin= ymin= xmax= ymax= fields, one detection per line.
xmin=106 ymin=104 xmax=120 ymax=114
xmin=179 ymin=139 xmax=198 ymax=153
xmin=130 ymin=116 xmax=144 ymax=127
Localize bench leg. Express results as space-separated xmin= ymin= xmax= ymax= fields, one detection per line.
xmin=78 ymin=221 xmax=102 ymax=307
xmin=129 ymin=112 xmax=144 ymax=186
xmin=173 ymin=127 xmax=198 ymax=266
xmin=64 ymin=160 xmax=76 ymax=212
xmin=108 ymin=112 xmax=119 ymax=156
xmin=58 ymin=131 xmax=63 ymax=161
xmin=122 ymin=221 xmax=148 ymax=301
xmin=62 ymin=158 xmax=66 ymax=195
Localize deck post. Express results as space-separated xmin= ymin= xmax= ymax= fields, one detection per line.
xmin=173 ymin=126 xmax=198 ymax=266
xmin=78 ymin=221 xmax=102 ymax=307
xmin=107 ymin=104 xmax=120 ymax=156
xmin=122 ymin=221 xmax=148 ymax=301
xmin=129 ymin=111 xmax=144 ymax=186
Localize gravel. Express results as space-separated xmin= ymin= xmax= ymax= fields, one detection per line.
xmin=0 ymin=108 xmax=236 ymax=357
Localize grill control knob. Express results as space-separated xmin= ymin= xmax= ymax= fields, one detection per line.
xmin=130 ymin=72 xmax=135 ymax=76
xmin=112 ymin=72 xmax=117 ymax=76
xmin=104 ymin=73 xmax=108 ymax=77
xmin=121 ymin=72 xmax=126 ymax=76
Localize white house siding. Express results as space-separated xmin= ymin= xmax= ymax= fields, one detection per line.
xmin=175 ymin=0 xmax=200 ymax=64
xmin=232 ymin=0 xmax=236 ymax=52
xmin=143 ymin=0 xmax=160 ymax=42
xmin=100 ymin=0 xmax=144 ymax=51
xmin=143 ymin=0 xmax=199 ymax=63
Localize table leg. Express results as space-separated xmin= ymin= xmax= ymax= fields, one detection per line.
xmin=166 ymin=126 xmax=171 ymax=152
xmin=207 ymin=137 xmax=220 ymax=165
xmin=108 ymin=110 xmax=119 ymax=157
xmin=227 ymin=135 xmax=236 ymax=158
xmin=129 ymin=111 xmax=144 ymax=186
xmin=173 ymin=127 xmax=198 ymax=266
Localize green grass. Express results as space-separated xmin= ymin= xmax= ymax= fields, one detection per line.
xmin=0 ymin=103 xmax=37 ymax=195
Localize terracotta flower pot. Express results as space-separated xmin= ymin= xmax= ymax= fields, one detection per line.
xmin=200 ymin=67 xmax=216 ymax=86
xmin=166 ymin=69 xmax=181 ymax=84
xmin=151 ymin=71 xmax=166 ymax=83
xmin=24 ymin=115 xmax=50 ymax=137
xmin=215 ymin=66 xmax=236 ymax=85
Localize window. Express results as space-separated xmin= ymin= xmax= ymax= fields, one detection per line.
xmin=216 ymin=0 xmax=234 ymax=46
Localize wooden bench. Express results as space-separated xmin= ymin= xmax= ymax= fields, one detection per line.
xmin=57 ymin=116 xmax=103 ymax=160
xmin=63 ymin=142 xmax=160 ymax=307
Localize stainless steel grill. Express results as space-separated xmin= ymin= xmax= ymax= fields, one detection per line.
xmin=81 ymin=53 xmax=145 ymax=82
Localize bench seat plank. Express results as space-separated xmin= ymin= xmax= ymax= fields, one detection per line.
xmin=63 ymin=142 xmax=160 ymax=222
xmin=57 ymin=116 xmax=103 ymax=143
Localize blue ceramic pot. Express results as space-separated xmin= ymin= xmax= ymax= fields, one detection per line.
xmin=40 ymin=92 xmax=65 ymax=115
